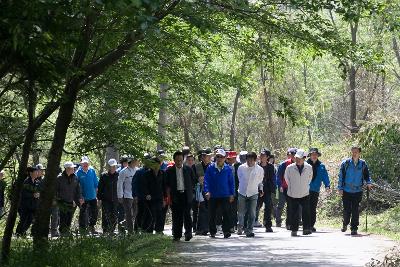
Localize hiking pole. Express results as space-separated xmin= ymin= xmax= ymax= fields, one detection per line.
xmin=365 ymin=187 xmax=370 ymax=233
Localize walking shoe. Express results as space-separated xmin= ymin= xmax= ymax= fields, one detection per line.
xmin=184 ymin=235 xmax=193 ymax=242
xmin=237 ymin=226 xmax=244 ymax=235
xmin=341 ymin=224 xmax=347 ymax=232
xmin=311 ymin=227 xmax=317 ymax=232
xmin=291 ymin=231 xmax=298 ymax=237
xmin=223 ymin=232 xmax=231 ymax=238
xmin=351 ymin=230 xmax=358 ymax=236
xmin=303 ymin=229 xmax=312 ymax=235
xmin=265 ymin=227 xmax=273 ymax=233
xmin=246 ymin=232 xmax=255 ymax=238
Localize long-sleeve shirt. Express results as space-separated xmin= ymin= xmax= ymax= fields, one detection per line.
xmin=76 ymin=167 xmax=98 ymax=201
xmin=237 ymin=163 xmax=264 ymax=197
xmin=338 ymin=158 xmax=371 ymax=193
xmin=117 ymin=166 xmax=137 ymax=199
xmin=307 ymin=159 xmax=330 ymax=193
xmin=204 ymin=163 xmax=234 ymax=198
xmin=276 ymin=159 xmax=293 ymax=189
xmin=285 ymin=163 xmax=313 ymax=198
xmin=56 ymin=171 xmax=82 ymax=204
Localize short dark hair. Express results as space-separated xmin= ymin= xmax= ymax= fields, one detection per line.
xmin=351 ymin=146 xmax=362 ymax=152
xmin=246 ymin=152 xmax=257 ymax=160
xmin=173 ymin=150 xmax=184 ymax=160
xmin=186 ymin=154 xmax=194 ymax=159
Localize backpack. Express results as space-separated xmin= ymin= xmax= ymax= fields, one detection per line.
xmin=341 ymin=159 xmax=369 ymax=187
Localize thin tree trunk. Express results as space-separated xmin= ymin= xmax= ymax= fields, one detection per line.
xmin=349 ymin=21 xmax=359 ymax=133
xmin=229 ymin=89 xmax=240 ymax=150
xmin=157 ymin=83 xmax=168 ymax=151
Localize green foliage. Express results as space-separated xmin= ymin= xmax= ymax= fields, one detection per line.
xmin=6 ymin=234 xmax=172 ymax=267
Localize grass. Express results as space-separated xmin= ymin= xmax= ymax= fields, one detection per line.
xmin=3 ymin=233 xmax=174 ymax=267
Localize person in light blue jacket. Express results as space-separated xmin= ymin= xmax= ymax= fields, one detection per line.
xmin=76 ymin=156 xmax=99 ymax=234
xmin=306 ymin=148 xmax=331 ymax=233
xmin=337 ymin=146 xmax=372 ymax=236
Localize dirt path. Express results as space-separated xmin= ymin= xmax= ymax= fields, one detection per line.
xmin=168 ymin=226 xmax=396 ymax=267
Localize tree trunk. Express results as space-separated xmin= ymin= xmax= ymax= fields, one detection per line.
xmin=260 ymin=65 xmax=277 ymax=149
xmin=349 ymin=21 xmax=359 ymax=133
xmin=229 ymin=89 xmax=240 ymax=150
xmin=157 ymin=83 xmax=168 ymax=151
xmin=32 ymin=84 xmax=79 ymax=247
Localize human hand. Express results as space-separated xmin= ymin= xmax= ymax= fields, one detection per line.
xmin=205 ymin=192 xmax=210 ymax=200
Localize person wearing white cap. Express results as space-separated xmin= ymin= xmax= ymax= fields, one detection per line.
xmin=117 ymin=156 xmax=139 ymax=234
xmin=284 ymin=149 xmax=313 ymax=236
xmin=98 ymin=159 xmax=120 ymax=234
xmin=55 ymin=161 xmax=83 ymax=236
xmin=76 ymin=156 xmax=99 ymax=234
xmin=204 ymin=149 xmax=235 ymax=238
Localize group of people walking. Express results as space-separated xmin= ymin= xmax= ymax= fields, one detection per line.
xmin=12 ymin=144 xmax=372 ymax=240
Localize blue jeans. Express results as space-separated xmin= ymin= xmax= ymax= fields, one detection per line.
xmin=237 ymin=193 xmax=258 ymax=233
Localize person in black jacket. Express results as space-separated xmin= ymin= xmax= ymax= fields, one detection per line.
xmin=165 ymin=151 xmax=195 ymax=241
xmin=260 ymin=149 xmax=276 ymax=232
xmin=56 ymin=162 xmax=83 ymax=235
xmin=16 ymin=166 xmax=41 ymax=237
xmin=98 ymin=159 xmax=120 ymax=234
xmin=140 ymin=156 xmax=166 ymax=234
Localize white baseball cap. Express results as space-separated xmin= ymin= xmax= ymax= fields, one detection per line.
xmin=81 ymin=156 xmax=90 ymax=163
xmin=108 ymin=159 xmax=118 ymax=167
xmin=294 ymin=149 xmax=307 ymax=159
xmin=64 ymin=161 xmax=76 ymax=168
xmin=215 ymin=149 xmax=226 ymax=157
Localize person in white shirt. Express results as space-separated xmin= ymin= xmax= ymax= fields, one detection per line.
xmin=284 ymin=149 xmax=313 ymax=237
xmin=117 ymin=156 xmax=139 ymax=234
xmin=237 ymin=152 xmax=264 ymax=237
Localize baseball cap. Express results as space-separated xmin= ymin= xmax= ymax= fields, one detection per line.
xmin=202 ymin=147 xmax=213 ymax=156
xmin=226 ymin=151 xmax=237 ymax=159
xmin=108 ymin=159 xmax=118 ymax=167
xmin=81 ymin=156 xmax=90 ymax=164
xmin=215 ymin=149 xmax=226 ymax=157
xmin=36 ymin=164 xmax=46 ymax=170
xmin=294 ymin=149 xmax=307 ymax=159
xmin=64 ymin=161 xmax=76 ymax=168
xmin=287 ymin=148 xmax=298 ymax=155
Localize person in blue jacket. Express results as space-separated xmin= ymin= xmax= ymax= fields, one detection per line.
xmin=306 ymin=148 xmax=331 ymax=232
xmin=337 ymin=146 xmax=372 ymax=236
xmin=204 ymin=149 xmax=235 ymax=238
xmin=76 ymin=156 xmax=99 ymax=234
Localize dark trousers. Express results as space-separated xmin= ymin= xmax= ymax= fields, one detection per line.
xmin=143 ymin=200 xmax=164 ymax=233
xmin=58 ymin=201 xmax=76 ymax=234
xmin=342 ymin=191 xmax=362 ymax=231
xmin=229 ymin=196 xmax=238 ymax=229
xmin=263 ymin=193 xmax=273 ymax=228
xmin=161 ymin=205 xmax=169 ymax=231
xmin=102 ymin=200 xmax=118 ymax=233
xmin=309 ymin=191 xmax=320 ymax=228
xmin=192 ymin=200 xmax=209 ymax=233
xmin=255 ymin=195 xmax=264 ymax=223
xmin=283 ymin=190 xmax=291 ymax=227
xmin=16 ymin=208 xmax=35 ymax=235
xmin=79 ymin=199 xmax=98 ymax=229
xmin=171 ymin=192 xmax=192 ymax=239
xmin=209 ymin=197 xmax=231 ymax=235
xmin=288 ymin=195 xmax=311 ymax=232
xmin=135 ymin=200 xmax=145 ymax=231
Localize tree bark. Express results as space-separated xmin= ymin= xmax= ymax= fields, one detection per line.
xmin=229 ymin=89 xmax=240 ymax=150
xmin=349 ymin=21 xmax=359 ymax=133
xmin=157 ymin=83 xmax=168 ymax=151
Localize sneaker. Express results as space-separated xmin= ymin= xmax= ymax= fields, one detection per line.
xmin=341 ymin=225 xmax=347 ymax=232
xmin=303 ymin=229 xmax=312 ymax=235
xmin=351 ymin=230 xmax=358 ymax=236
xmin=237 ymin=226 xmax=244 ymax=235
xmin=311 ymin=227 xmax=317 ymax=232
xmin=223 ymin=232 xmax=231 ymax=239
xmin=246 ymin=232 xmax=255 ymax=238
xmin=265 ymin=227 xmax=273 ymax=233
xmin=184 ymin=235 xmax=193 ymax=242
xmin=291 ymin=231 xmax=298 ymax=237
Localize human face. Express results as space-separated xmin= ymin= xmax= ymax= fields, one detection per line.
xmin=295 ymin=157 xmax=305 ymax=166
xmin=260 ymin=154 xmax=268 ymax=164
xmin=226 ymin=157 xmax=236 ymax=165
xmin=30 ymin=170 xmax=38 ymax=179
xmin=246 ymin=157 xmax=256 ymax=167
xmin=174 ymin=155 xmax=184 ymax=168
xmin=310 ymin=153 xmax=319 ymax=162
xmin=215 ymin=155 xmax=225 ymax=166
xmin=38 ymin=170 xmax=44 ymax=177
xmin=109 ymin=165 xmax=117 ymax=174
xmin=129 ymin=160 xmax=139 ymax=168
xmin=202 ymin=154 xmax=211 ymax=164
xmin=288 ymin=154 xmax=295 ymax=161
xmin=65 ymin=167 xmax=75 ymax=176
xmin=185 ymin=157 xmax=195 ymax=167
xmin=81 ymin=162 xmax=89 ymax=171
xmin=122 ymin=162 xmax=128 ymax=168
xmin=351 ymin=148 xmax=361 ymax=160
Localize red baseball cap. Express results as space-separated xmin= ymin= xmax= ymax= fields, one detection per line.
xmin=226 ymin=151 xmax=237 ymax=159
